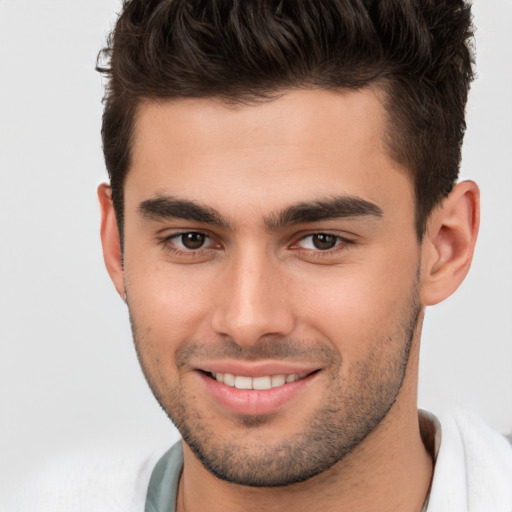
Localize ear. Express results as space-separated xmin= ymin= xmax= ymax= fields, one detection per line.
xmin=420 ymin=181 xmax=480 ymax=306
xmin=98 ymin=183 xmax=125 ymax=300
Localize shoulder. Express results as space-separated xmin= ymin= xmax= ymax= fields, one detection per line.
xmin=428 ymin=408 xmax=512 ymax=511
xmin=2 ymin=443 xmax=166 ymax=512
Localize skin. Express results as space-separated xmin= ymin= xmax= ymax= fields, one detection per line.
xmin=99 ymin=88 xmax=479 ymax=512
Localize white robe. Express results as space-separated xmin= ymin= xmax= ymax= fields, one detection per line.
xmin=427 ymin=409 xmax=512 ymax=511
xmin=3 ymin=409 xmax=512 ymax=512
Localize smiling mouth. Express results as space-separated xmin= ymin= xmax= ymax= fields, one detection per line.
xmin=208 ymin=371 xmax=316 ymax=391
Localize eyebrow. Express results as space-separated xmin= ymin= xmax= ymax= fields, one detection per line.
xmin=138 ymin=194 xmax=383 ymax=230
xmin=138 ymin=196 xmax=230 ymax=228
xmin=264 ymin=196 xmax=383 ymax=230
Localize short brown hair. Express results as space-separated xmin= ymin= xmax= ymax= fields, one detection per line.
xmin=97 ymin=0 xmax=474 ymax=241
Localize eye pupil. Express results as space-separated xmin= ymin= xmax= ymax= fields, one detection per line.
xmin=312 ymin=234 xmax=337 ymax=250
xmin=181 ymin=232 xmax=205 ymax=249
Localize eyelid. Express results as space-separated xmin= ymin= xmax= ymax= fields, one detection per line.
xmin=297 ymin=234 xmax=340 ymax=251
xmin=171 ymin=231 xmax=215 ymax=249
xmin=158 ymin=229 xmax=221 ymax=253
xmin=290 ymin=232 xmax=355 ymax=250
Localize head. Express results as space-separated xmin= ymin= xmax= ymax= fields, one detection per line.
xmin=98 ymin=0 xmax=475 ymax=244
xmin=98 ymin=0 xmax=479 ymax=488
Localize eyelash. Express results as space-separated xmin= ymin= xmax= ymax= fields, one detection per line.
xmin=293 ymin=233 xmax=352 ymax=252
xmin=158 ymin=231 xmax=354 ymax=259
xmin=159 ymin=231 xmax=219 ymax=258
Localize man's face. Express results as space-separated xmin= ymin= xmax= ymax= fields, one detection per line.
xmin=122 ymin=89 xmax=422 ymax=486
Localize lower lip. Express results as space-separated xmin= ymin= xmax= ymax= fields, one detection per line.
xmin=198 ymin=371 xmax=318 ymax=416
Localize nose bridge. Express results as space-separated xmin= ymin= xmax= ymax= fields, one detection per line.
xmin=212 ymin=243 xmax=295 ymax=345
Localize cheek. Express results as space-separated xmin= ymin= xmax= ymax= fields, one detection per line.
xmin=295 ymin=246 xmax=420 ymax=356
xmin=124 ymin=256 xmax=218 ymax=343
xmin=124 ymin=262 xmax=217 ymax=396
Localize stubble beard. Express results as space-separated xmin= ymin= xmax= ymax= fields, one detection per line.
xmin=129 ymin=283 xmax=421 ymax=488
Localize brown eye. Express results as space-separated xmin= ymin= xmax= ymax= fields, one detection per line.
xmin=311 ymin=233 xmax=338 ymax=250
xmin=180 ymin=232 xmax=206 ymax=249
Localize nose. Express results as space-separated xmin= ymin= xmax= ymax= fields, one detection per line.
xmin=211 ymin=248 xmax=296 ymax=346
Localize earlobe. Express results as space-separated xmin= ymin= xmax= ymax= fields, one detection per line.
xmin=421 ymin=181 xmax=480 ymax=306
xmin=98 ymin=183 xmax=125 ymax=300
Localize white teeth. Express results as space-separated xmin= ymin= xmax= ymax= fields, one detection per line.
xmin=252 ymin=376 xmax=272 ymax=390
xmin=212 ymin=372 xmax=308 ymax=390
xmin=271 ymin=375 xmax=286 ymax=387
xmin=234 ymin=376 xmax=252 ymax=390
xmin=223 ymin=373 xmax=235 ymax=386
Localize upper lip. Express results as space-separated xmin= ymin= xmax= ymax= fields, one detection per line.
xmin=195 ymin=360 xmax=321 ymax=378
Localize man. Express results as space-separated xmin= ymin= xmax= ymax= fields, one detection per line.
xmin=92 ymin=0 xmax=512 ymax=510
xmin=6 ymin=1 xmax=510 ymax=511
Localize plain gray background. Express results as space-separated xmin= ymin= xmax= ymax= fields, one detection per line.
xmin=1 ymin=0 xmax=511 ymax=495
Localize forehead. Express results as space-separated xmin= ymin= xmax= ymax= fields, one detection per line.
xmin=127 ymin=88 xmax=412 ymax=220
